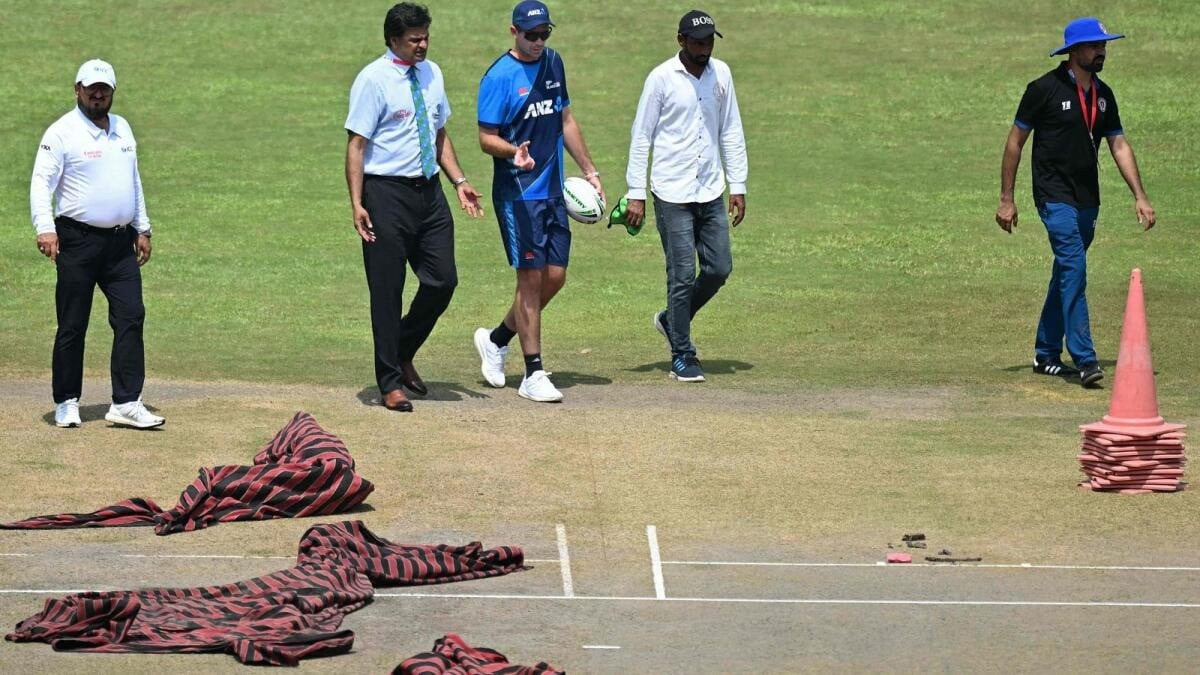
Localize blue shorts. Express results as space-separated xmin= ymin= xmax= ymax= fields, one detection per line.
xmin=495 ymin=197 xmax=571 ymax=269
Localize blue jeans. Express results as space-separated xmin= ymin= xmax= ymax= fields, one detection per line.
xmin=1035 ymin=202 xmax=1099 ymax=367
xmin=653 ymin=195 xmax=733 ymax=358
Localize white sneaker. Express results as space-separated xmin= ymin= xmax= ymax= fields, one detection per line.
xmin=55 ymin=398 xmax=81 ymax=428
xmin=474 ymin=327 xmax=508 ymax=388
xmin=105 ymin=399 xmax=165 ymax=429
xmin=518 ymin=370 xmax=563 ymax=403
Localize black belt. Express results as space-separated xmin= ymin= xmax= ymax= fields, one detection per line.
xmin=365 ymin=173 xmax=440 ymax=188
xmin=56 ymin=216 xmax=130 ymax=234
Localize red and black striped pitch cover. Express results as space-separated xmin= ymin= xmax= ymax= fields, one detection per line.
xmin=0 ymin=412 xmax=374 ymax=535
xmin=5 ymin=521 xmax=527 ymax=666
xmin=395 ymin=633 xmax=564 ymax=675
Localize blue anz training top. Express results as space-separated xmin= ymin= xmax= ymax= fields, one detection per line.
xmin=478 ymin=48 xmax=570 ymax=201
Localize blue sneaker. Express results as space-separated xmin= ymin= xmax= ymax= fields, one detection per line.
xmin=670 ymin=355 xmax=706 ymax=383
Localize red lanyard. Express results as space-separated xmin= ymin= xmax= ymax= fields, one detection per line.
xmin=1076 ymin=81 xmax=1097 ymax=136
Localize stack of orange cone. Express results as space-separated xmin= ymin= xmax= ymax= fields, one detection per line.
xmin=1078 ymin=269 xmax=1187 ymax=494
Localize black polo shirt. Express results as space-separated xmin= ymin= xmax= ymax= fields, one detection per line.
xmin=1014 ymin=61 xmax=1123 ymax=208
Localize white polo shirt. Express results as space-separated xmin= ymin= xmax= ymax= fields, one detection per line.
xmin=30 ymin=106 xmax=151 ymax=236
xmin=626 ymin=54 xmax=748 ymax=204
xmin=345 ymin=51 xmax=451 ymax=178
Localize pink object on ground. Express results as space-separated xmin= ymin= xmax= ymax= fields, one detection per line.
xmin=1089 ymin=431 xmax=1186 ymax=444
xmin=886 ymin=552 xmax=912 ymax=564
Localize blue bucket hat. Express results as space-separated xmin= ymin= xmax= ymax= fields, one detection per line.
xmin=512 ymin=1 xmax=553 ymax=31
xmin=1050 ymin=17 xmax=1124 ymax=56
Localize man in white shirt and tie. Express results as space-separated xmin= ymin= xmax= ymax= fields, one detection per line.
xmin=30 ymin=59 xmax=164 ymax=429
xmin=345 ymin=2 xmax=483 ymax=412
xmin=625 ymin=10 xmax=748 ymax=383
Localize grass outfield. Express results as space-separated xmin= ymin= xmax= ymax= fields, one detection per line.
xmin=1 ymin=2 xmax=1199 ymax=669
xmin=0 ymin=0 xmax=1195 ymax=392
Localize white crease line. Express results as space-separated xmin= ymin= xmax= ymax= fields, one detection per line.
xmin=647 ymin=525 xmax=666 ymax=600
xmin=664 ymin=561 xmax=1200 ymax=572
xmin=0 ymin=586 xmax=103 ymax=590
xmin=119 ymin=554 xmax=294 ymax=560
xmin=3 ymin=589 xmax=1197 ymax=608
xmin=1 ymin=552 xmax=559 ymax=563
xmin=583 ymin=645 xmax=621 ymax=649
xmin=370 ymin=592 xmax=1200 ymax=608
xmin=555 ymin=524 xmax=574 ymax=598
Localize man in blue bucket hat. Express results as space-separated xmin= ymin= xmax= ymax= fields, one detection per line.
xmin=996 ymin=17 xmax=1157 ymax=389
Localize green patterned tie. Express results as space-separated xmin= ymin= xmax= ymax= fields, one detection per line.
xmin=407 ymin=66 xmax=437 ymax=178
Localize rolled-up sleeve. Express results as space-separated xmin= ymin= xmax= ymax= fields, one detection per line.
xmin=30 ymin=130 xmax=64 ymax=236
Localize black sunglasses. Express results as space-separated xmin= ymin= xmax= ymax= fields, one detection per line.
xmin=522 ymin=28 xmax=552 ymax=42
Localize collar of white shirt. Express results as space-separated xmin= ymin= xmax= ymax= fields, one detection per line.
xmin=385 ymin=48 xmax=419 ymax=75
xmin=669 ymin=54 xmax=709 ymax=77
xmin=73 ymin=106 xmax=122 ymax=140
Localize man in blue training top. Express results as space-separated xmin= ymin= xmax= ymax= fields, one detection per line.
xmin=473 ymin=0 xmax=604 ymax=403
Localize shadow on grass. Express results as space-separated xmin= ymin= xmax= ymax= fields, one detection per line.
xmin=41 ymin=402 xmax=166 ymax=429
xmin=356 ymin=382 xmax=492 ymax=405
xmin=548 ymin=371 xmax=612 ymax=389
xmin=1001 ymin=360 xmax=1121 ymax=389
xmin=626 ymin=359 xmax=755 ymax=375
xmin=357 ymin=372 xmax=613 ymax=402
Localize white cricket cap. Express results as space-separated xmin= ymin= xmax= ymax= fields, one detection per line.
xmin=76 ymin=59 xmax=116 ymax=89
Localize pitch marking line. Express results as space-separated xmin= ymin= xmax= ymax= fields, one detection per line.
xmin=372 ymin=592 xmax=1200 ymax=608
xmin=664 ymin=561 xmax=1200 ymax=572
xmin=1 ymin=589 xmax=1197 ymax=608
xmin=0 ymin=551 xmax=559 ymax=563
xmin=647 ymin=525 xmax=666 ymax=600
xmin=556 ymin=524 xmax=575 ymax=598
xmin=582 ymin=645 xmax=621 ymax=650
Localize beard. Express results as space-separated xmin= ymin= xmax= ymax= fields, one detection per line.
xmin=77 ymin=97 xmax=112 ymax=120
xmin=1083 ymin=58 xmax=1105 ymax=73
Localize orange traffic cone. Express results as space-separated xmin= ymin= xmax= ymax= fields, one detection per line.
xmin=1080 ymin=268 xmax=1185 ymax=437
xmin=1077 ymin=269 xmax=1187 ymax=493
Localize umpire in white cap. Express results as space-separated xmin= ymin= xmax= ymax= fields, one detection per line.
xmin=30 ymin=58 xmax=164 ymax=429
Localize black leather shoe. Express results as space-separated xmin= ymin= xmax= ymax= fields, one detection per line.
xmin=400 ymin=361 xmax=428 ymax=396
xmin=383 ymin=389 xmax=413 ymax=412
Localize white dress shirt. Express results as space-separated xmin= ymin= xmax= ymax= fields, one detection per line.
xmin=30 ymin=106 xmax=151 ymax=236
xmin=345 ymin=51 xmax=451 ymax=177
xmin=626 ymin=54 xmax=747 ymax=204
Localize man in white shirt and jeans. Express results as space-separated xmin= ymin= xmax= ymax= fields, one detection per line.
xmin=30 ymin=59 xmax=164 ymax=429
xmin=625 ymin=10 xmax=747 ymax=383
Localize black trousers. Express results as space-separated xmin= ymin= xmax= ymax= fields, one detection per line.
xmin=361 ymin=174 xmax=458 ymax=394
xmin=52 ymin=217 xmax=146 ymax=404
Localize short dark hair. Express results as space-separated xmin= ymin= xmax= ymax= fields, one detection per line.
xmin=384 ymin=3 xmax=432 ymax=47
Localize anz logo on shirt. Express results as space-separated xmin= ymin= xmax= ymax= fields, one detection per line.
xmin=523 ymin=97 xmax=561 ymax=120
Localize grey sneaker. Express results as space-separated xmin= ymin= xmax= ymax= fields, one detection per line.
xmin=55 ymin=398 xmax=81 ymax=428
xmin=670 ymin=355 xmax=706 ymax=383
xmin=105 ymin=399 xmax=165 ymax=429
xmin=653 ymin=311 xmax=669 ymax=340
